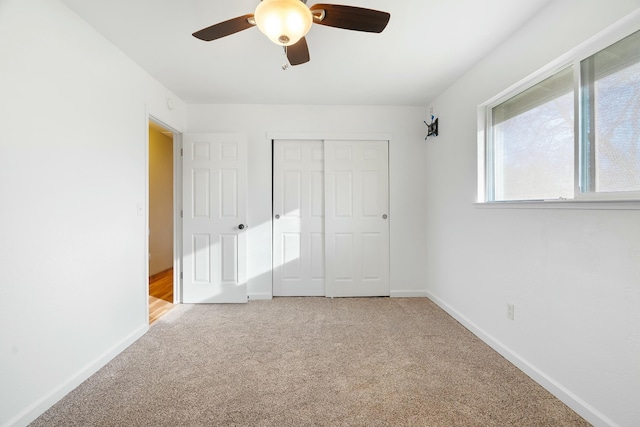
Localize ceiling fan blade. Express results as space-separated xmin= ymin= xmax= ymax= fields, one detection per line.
xmin=310 ymin=4 xmax=390 ymax=33
xmin=192 ymin=14 xmax=255 ymax=41
xmin=287 ymin=37 xmax=310 ymax=66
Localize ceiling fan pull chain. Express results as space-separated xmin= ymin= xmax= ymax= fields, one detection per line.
xmin=282 ymin=46 xmax=290 ymax=70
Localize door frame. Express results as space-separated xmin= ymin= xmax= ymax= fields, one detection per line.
xmin=268 ymin=132 xmax=392 ymax=298
xmin=148 ymin=115 xmax=183 ymax=306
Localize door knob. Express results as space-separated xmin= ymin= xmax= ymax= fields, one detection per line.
xmin=275 ymin=214 xmax=280 ymax=219
xmin=382 ymin=214 xmax=388 ymax=219
xmin=238 ymin=224 xmax=245 ymax=230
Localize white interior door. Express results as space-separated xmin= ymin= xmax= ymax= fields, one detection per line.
xmin=324 ymin=140 xmax=389 ymax=297
xmin=182 ymin=133 xmax=247 ymax=303
xmin=273 ymin=140 xmax=325 ymax=296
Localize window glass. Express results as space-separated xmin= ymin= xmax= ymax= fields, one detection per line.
xmin=581 ymin=29 xmax=640 ymax=193
xmin=491 ymin=67 xmax=574 ymax=201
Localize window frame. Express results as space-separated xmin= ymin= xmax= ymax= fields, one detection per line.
xmin=478 ymin=12 xmax=640 ymax=206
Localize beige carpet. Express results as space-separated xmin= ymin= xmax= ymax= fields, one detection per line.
xmin=31 ymin=298 xmax=589 ymax=426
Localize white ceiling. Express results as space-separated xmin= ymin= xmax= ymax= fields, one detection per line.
xmin=60 ymin=0 xmax=553 ymax=106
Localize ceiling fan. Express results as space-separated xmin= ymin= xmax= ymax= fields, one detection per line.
xmin=192 ymin=0 xmax=391 ymax=66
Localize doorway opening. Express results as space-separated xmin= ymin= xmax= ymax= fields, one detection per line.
xmin=148 ymin=118 xmax=181 ymax=324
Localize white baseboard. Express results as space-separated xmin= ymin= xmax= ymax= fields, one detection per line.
xmin=424 ymin=290 xmax=617 ymax=427
xmin=7 ymin=324 xmax=148 ymax=427
xmin=248 ymin=292 xmax=272 ymax=300
xmin=390 ymin=290 xmax=429 ymax=298
xmin=250 ymin=291 xmax=427 ymax=299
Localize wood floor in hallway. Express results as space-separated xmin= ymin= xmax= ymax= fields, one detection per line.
xmin=149 ymin=268 xmax=174 ymax=325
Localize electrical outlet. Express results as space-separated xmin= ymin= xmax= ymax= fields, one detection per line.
xmin=507 ymin=303 xmax=515 ymax=320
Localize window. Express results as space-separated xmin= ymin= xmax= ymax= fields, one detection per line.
xmin=491 ymin=67 xmax=574 ymax=201
xmin=581 ymin=30 xmax=640 ymax=194
xmin=483 ymin=25 xmax=640 ymax=202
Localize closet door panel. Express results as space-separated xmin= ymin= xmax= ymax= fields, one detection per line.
xmin=325 ymin=140 xmax=389 ymax=297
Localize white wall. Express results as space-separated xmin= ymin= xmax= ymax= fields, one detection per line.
xmin=0 ymin=1 xmax=186 ymax=426
xmin=425 ymin=1 xmax=640 ymax=426
xmin=187 ymin=104 xmax=428 ymax=299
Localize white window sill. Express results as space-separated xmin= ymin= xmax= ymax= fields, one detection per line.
xmin=474 ymin=199 xmax=640 ymax=210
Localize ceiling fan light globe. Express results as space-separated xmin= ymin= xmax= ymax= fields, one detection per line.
xmin=254 ymin=0 xmax=312 ymax=46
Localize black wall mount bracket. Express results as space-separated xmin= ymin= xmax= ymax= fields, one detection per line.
xmin=424 ymin=117 xmax=438 ymax=140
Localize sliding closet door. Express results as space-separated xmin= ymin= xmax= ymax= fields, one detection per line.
xmin=273 ymin=140 xmax=325 ymax=296
xmin=324 ymin=140 xmax=389 ymax=297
